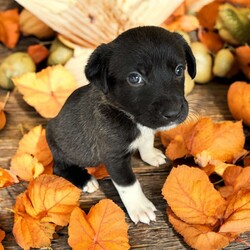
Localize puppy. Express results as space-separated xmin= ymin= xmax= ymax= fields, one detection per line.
xmin=46 ymin=26 xmax=196 ymax=224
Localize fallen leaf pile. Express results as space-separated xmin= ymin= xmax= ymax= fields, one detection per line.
xmin=160 ymin=117 xmax=246 ymax=172
xmin=13 ymin=174 xmax=81 ymax=249
xmin=10 ymin=125 xmax=53 ymax=181
xmin=162 ymin=165 xmax=250 ymax=250
xmin=68 ymin=199 xmax=130 ymax=250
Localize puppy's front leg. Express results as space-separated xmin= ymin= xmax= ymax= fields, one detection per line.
xmin=113 ymin=179 xmax=156 ymax=224
xmin=137 ymin=126 xmax=166 ymax=167
xmin=105 ymin=155 xmax=156 ymax=224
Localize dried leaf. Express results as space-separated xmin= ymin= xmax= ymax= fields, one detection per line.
xmin=10 ymin=125 xmax=53 ymax=181
xmin=10 ymin=153 xmax=44 ymax=181
xmin=198 ymin=28 xmax=224 ymax=53
xmin=162 ymin=165 xmax=226 ymax=225
xmin=220 ymin=166 xmax=250 ymax=198
xmin=220 ymin=189 xmax=250 ymax=234
xmin=86 ymin=164 xmax=109 ymax=180
xmin=168 ymin=208 xmax=231 ymax=250
xmin=235 ymin=46 xmax=250 ymax=79
xmin=13 ymin=174 xmax=81 ymax=249
xmin=197 ymin=1 xmax=221 ymax=30
xmin=244 ymin=155 xmax=250 ymax=167
xmin=0 ymin=108 xmax=6 ymax=130
xmin=0 ymin=167 xmax=19 ymax=187
xmin=27 ymin=44 xmax=49 ymax=64
xmin=13 ymin=65 xmax=78 ymax=118
xmin=16 ymin=125 xmax=52 ymax=167
xmin=0 ymin=229 xmax=5 ymax=250
xmin=0 ymin=92 xmax=10 ymax=130
xmin=0 ymin=9 xmax=20 ymax=48
xmin=68 ymin=199 xmax=130 ymax=250
xmin=160 ymin=118 xmax=245 ymax=167
xmin=13 ymin=214 xmax=55 ymax=250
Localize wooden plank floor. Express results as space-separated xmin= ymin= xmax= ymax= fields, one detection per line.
xmin=0 ymin=5 xmax=250 ymax=250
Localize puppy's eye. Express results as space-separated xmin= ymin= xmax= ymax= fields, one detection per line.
xmin=127 ymin=72 xmax=144 ymax=86
xmin=175 ymin=64 xmax=184 ymax=77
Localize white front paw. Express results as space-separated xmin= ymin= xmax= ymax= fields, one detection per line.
xmin=83 ymin=176 xmax=99 ymax=193
xmin=126 ymin=195 xmax=157 ymax=224
xmin=113 ymin=179 xmax=157 ymax=224
xmin=140 ymin=147 xmax=166 ymax=167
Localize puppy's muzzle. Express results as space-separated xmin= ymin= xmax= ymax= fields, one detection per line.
xmin=157 ymin=96 xmax=188 ymax=122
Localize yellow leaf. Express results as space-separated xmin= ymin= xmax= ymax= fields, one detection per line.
xmin=10 ymin=153 xmax=44 ymax=181
xmin=162 ymin=165 xmax=226 ymax=225
xmin=68 ymin=199 xmax=130 ymax=250
xmin=0 ymin=166 xmax=19 ymax=187
xmin=13 ymin=65 xmax=78 ymax=118
xmin=17 ymin=125 xmax=53 ymax=167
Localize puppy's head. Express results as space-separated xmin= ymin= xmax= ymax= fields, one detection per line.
xmin=85 ymin=26 xmax=196 ymax=130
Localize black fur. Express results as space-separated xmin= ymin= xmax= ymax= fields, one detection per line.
xmin=46 ymin=26 xmax=196 ymax=189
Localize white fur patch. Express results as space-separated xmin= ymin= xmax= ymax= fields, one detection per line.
xmin=113 ymin=179 xmax=157 ymax=224
xmin=129 ymin=124 xmax=166 ymax=166
xmin=83 ymin=176 xmax=99 ymax=193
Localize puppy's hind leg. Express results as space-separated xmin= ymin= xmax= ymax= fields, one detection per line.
xmin=53 ymin=161 xmax=99 ymax=193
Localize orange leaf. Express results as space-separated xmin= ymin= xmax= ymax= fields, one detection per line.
xmin=16 ymin=125 xmax=52 ymax=167
xmin=197 ymin=1 xmax=221 ymax=30
xmin=220 ymin=166 xmax=250 ymax=198
xmin=27 ymin=44 xmax=49 ymax=64
xmin=244 ymin=155 xmax=250 ymax=167
xmin=160 ymin=117 xmax=245 ymax=167
xmin=0 ymin=166 xmax=19 ymax=187
xmin=13 ymin=174 xmax=80 ymax=249
xmin=68 ymin=199 xmax=130 ymax=250
xmin=10 ymin=125 xmax=53 ymax=180
xmin=162 ymin=165 xmax=226 ymax=225
xmin=198 ymin=28 xmax=224 ymax=53
xmin=235 ymin=46 xmax=250 ymax=79
xmin=10 ymin=153 xmax=44 ymax=181
xmin=13 ymin=65 xmax=78 ymax=118
xmin=0 ymin=229 xmax=5 ymax=250
xmin=0 ymin=92 xmax=9 ymax=130
xmin=168 ymin=208 xmax=231 ymax=250
xmin=0 ymin=9 xmax=20 ymax=48
xmin=220 ymin=189 xmax=250 ymax=234
xmin=0 ymin=109 xmax=6 ymax=130
xmin=86 ymin=164 xmax=109 ymax=179
xmin=13 ymin=213 xmax=56 ymax=250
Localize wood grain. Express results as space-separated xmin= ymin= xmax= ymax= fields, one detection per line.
xmin=1 ymin=1 xmax=250 ymax=249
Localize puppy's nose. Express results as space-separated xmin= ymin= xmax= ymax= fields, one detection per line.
xmin=160 ymin=103 xmax=183 ymax=119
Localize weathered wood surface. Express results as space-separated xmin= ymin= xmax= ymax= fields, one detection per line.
xmin=1 ymin=1 xmax=250 ymax=249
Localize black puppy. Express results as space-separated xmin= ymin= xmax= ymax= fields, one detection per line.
xmin=46 ymin=26 xmax=196 ymax=224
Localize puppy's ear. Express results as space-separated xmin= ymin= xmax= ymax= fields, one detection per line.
xmin=85 ymin=44 xmax=112 ymax=94
xmin=174 ymin=33 xmax=196 ymax=79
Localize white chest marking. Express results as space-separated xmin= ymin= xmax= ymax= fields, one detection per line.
xmin=129 ymin=124 xmax=166 ymax=167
